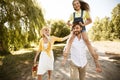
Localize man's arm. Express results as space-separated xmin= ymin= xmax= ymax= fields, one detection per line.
xmin=91 ymin=51 xmax=102 ymax=73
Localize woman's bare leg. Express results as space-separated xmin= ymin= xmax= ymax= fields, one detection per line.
xmin=38 ymin=75 xmax=42 ymax=80
xmin=48 ymin=70 xmax=52 ymax=80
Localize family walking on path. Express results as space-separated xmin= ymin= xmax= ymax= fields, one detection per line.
xmin=33 ymin=0 xmax=102 ymax=80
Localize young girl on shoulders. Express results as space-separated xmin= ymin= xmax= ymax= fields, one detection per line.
xmin=64 ymin=0 xmax=101 ymax=70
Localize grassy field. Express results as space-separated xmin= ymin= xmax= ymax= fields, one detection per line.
xmin=0 ymin=46 xmax=64 ymax=80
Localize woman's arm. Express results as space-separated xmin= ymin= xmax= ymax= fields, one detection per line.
xmin=34 ymin=51 xmax=40 ymax=64
xmin=34 ymin=52 xmax=38 ymax=64
xmin=34 ymin=41 xmax=41 ymax=64
xmin=53 ymin=34 xmax=70 ymax=42
xmin=43 ymin=32 xmax=50 ymax=41
xmin=61 ymin=35 xmax=70 ymax=41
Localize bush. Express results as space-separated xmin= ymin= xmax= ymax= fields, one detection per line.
xmin=0 ymin=50 xmax=11 ymax=56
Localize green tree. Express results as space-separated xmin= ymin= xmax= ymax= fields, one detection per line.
xmin=0 ymin=0 xmax=45 ymax=55
xmin=111 ymin=3 xmax=120 ymax=40
xmin=88 ymin=17 xmax=101 ymax=41
xmin=51 ymin=20 xmax=70 ymax=37
xmin=88 ymin=3 xmax=120 ymax=41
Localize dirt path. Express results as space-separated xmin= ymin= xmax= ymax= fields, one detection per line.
xmin=30 ymin=41 xmax=120 ymax=80
xmin=32 ymin=50 xmax=120 ymax=80
xmin=1 ymin=41 xmax=120 ymax=80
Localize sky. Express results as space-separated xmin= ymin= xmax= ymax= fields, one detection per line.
xmin=37 ymin=0 xmax=120 ymax=30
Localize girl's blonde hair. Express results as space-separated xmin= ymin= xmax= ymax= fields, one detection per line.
xmin=40 ymin=27 xmax=51 ymax=37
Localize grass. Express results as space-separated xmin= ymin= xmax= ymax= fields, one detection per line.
xmin=0 ymin=45 xmax=64 ymax=80
xmin=0 ymin=52 xmax=35 ymax=80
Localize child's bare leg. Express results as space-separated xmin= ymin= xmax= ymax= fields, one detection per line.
xmin=38 ymin=75 xmax=42 ymax=80
xmin=82 ymin=32 xmax=102 ymax=72
xmin=82 ymin=32 xmax=98 ymax=60
xmin=48 ymin=70 xmax=52 ymax=80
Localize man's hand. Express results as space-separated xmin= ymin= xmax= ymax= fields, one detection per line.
xmin=61 ymin=53 xmax=67 ymax=66
xmin=61 ymin=59 xmax=66 ymax=66
xmin=95 ymin=61 xmax=102 ymax=73
xmin=34 ymin=60 xmax=37 ymax=65
xmin=96 ymin=67 xmax=102 ymax=73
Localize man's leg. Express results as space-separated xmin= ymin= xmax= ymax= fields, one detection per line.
xmin=70 ymin=61 xmax=79 ymax=80
xmin=78 ymin=65 xmax=86 ymax=80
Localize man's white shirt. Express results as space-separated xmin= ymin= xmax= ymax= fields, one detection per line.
xmin=65 ymin=36 xmax=87 ymax=68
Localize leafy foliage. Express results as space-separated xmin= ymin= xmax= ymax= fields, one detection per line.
xmin=88 ymin=3 xmax=120 ymax=41
xmin=51 ymin=20 xmax=70 ymax=37
xmin=0 ymin=0 xmax=45 ymax=54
